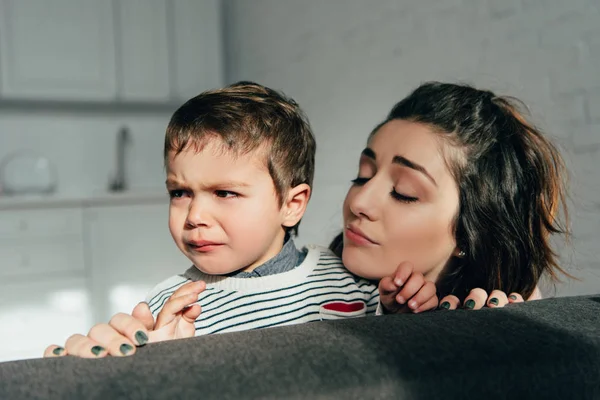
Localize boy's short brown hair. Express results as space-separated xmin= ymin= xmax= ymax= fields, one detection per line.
xmin=164 ymin=81 xmax=316 ymax=234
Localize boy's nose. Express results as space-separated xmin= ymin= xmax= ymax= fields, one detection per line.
xmin=185 ymin=200 xmax=211 ymax=228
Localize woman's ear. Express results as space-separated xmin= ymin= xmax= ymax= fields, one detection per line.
xmin=281 ymin=184 xmax=311 ymax=228
xmin=452 ymin=247 xmax=466 ymax=258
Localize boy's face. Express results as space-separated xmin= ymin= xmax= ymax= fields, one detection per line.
xmin=166 ymin=138 xmax=288 ymax=275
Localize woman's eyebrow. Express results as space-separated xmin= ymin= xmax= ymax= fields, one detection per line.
xmin=392 ymin=155 xmax=437 ymax=186
xmin=361 ymin=148 xmax=376 ymax=159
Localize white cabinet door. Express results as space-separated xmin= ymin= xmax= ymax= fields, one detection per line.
xmin=0 ymin=0 xmax=117 ymax=100
xmin=118 ymin=0 xmax=171 ymax=101
xmin=0 ymin=278 xmax=92 ymax=362
xmin=84 ymin=203 xmax=189 ymax=323
xmin=171 ymin=0 xmax=223 ymax=100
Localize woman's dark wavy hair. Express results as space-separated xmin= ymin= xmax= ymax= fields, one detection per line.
xmin=330 ymin=81 xmax=570 ymax=300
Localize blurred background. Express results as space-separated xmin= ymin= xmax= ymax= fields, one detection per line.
xmin=0 ymin=0 xmax=598 ymax=362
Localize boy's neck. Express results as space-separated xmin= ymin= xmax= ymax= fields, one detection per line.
xmin=239 ymin=229 xmax=287 ymax=273
xmin=228 ymin=234 xmax=304 ymax=278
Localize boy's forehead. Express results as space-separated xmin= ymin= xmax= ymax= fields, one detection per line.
xmin=166 ymin=137 xmax=270 ymax=171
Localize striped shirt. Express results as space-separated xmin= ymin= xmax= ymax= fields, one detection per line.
xmin=145 ymin=244 xmax=379 ymax=336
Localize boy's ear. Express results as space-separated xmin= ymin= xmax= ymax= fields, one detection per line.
xmin=281 ymin=183 xmax=311 ymax=228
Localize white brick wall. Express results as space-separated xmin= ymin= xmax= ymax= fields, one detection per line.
xmin=225 ymin=0 xmax=600 ymax=296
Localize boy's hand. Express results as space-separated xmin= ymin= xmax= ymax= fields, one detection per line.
xmin=43 ymin=280 xmax=206 ymax=358
xmin=152 ymin=280 xmax=206 ymax=340
xmin=378 ymin=262 xmax=438 ymax=314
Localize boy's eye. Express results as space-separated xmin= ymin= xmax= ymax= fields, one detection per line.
xmin=215 ymin=190 xmax=238 ymax=198
xmin=168 ymin=189 xmax=187 ymax=199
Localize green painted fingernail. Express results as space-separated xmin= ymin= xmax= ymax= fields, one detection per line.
xmin=91 ymin=346 xmax=105 ymax=356
xmin=52 ymin=347 xmax=64 ymax=356
xmin=120 ymin=343 xmax=133 ymax=355
xmin=440 ymin=301 xmax=451 ymax=310
xmin=135 ymin=331 xmax=148 ymax=346
xmin=465 ymin=299 xmax=476 ymax=309
xmin=509 ymin=295 xmax=518 ymax=300
xmin=489 ymin=297 xmax=499 ymax=306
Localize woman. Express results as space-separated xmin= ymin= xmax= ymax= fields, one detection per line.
xmin=45 ymin=81 xmax=569 ymax=357
xmin=336 ymin=82 xmax=567 ymax=312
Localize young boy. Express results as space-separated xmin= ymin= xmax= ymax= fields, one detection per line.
xmin=45 ymin=82 xmax=436 ymax=358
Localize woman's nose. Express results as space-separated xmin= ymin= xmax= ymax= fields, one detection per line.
xmin=348 ymin=181 xmax=381 ymax=221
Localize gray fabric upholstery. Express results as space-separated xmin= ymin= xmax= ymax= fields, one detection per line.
xmin=1 ymin=295 xmax=599 ymax=399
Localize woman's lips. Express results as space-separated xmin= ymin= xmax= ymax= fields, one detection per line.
xmin=344 ymin=225 xmax=378 ymax=246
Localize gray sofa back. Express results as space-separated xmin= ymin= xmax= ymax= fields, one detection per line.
xmin=1 ymin=295 xmax=599 ymax=399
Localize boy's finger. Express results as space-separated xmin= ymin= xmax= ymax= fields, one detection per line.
xmin=378 ymin=276 xmax=399 ymax=295
xmin=406 ymin=281 xmax=437 ymax=311
xmin=170 ymin=280 xmax=207 ymax=299
xmin=131 ymin=302 xmax=155 ymax=331
xmin=438 ymin=295 xmax=460 ymax=310
xmin=88 ymin=323 xmax=136 ymax=357
xmin=109 ymin=312 xmax=151 ymax=347
xmin=65 ymin=334 xmax=108 ymax=359
xmin=487 ymin=290 xmax=508 ymax=308
xmin=181 ymin=304 xmax=202 ymax=324
xmin=43 ymin=344 xmax=67 ymax=358
xmin=414 ymin=296 xmax=440 ymax=314
xmin=463 ymin=288 xmax=488 ymax=310
xmin=508 ymin=292 xmax=524 ymax=303
xmin=392 ymin=262 xmax=413 ymax=287
xmin=156 ymin=292 xmax=201 ymax=328
xmin=395 ymin=272 xmax=424 ymax=305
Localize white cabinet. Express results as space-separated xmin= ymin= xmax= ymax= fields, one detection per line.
xmin=0 ymin=207 xmax=90 ymax=362
xmin=84 ymin=203 xmax=189 ymax=323
xmin=118 ymin=0 xmax=171 ymax=101
xmin=0 ymin=0 xmax=117 ymax=100
xmin=0 ymin=278 xmax=92 ymax=362
xmin=171 ymin=0 xmax=224 ymax=100
xmin=0 ymin=0 xmax=223 ymax=103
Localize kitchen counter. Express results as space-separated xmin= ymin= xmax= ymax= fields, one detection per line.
xmin=0 ymin=190 xmax=168 ymax=210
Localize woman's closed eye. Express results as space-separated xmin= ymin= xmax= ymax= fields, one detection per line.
xmin=391 ymin=189 xmax=418 ymax=203
xmin=351 ymin=177 xmax=419 ymax=204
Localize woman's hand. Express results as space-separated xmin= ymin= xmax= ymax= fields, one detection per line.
xmin=43 ymin=280 xmax=206 ymax=358
xmin=379 ymin=262 xmax=438 ymax=314
xmin=438 ymin=285 xmax=541 ymax=310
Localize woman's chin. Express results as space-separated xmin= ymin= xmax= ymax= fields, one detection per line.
xmin=342 ymin=249 xmax=385 ymax=281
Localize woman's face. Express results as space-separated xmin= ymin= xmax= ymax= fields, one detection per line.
xmin=342 ymin=120 xmax=461 ymax=281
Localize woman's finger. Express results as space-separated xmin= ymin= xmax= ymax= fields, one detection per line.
xmin=65 ymin=333 xmax=108 ymax=359
xmin=463 ymin=288 xmax=488 ymax=310
xmin=487 ymin=290 xmax=508 ymax=308
xmin=88 ymin=323 xmax=136 ymax=357
xmin=508 ymin=292 xmax=525 ymax=303
xmin=438 ymin=295 xmax=460 ymax=310
xmin=109 ymin=312 xmax=151 ymax=347
xmin=43 ymin=344 xmax=67 ymax=358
